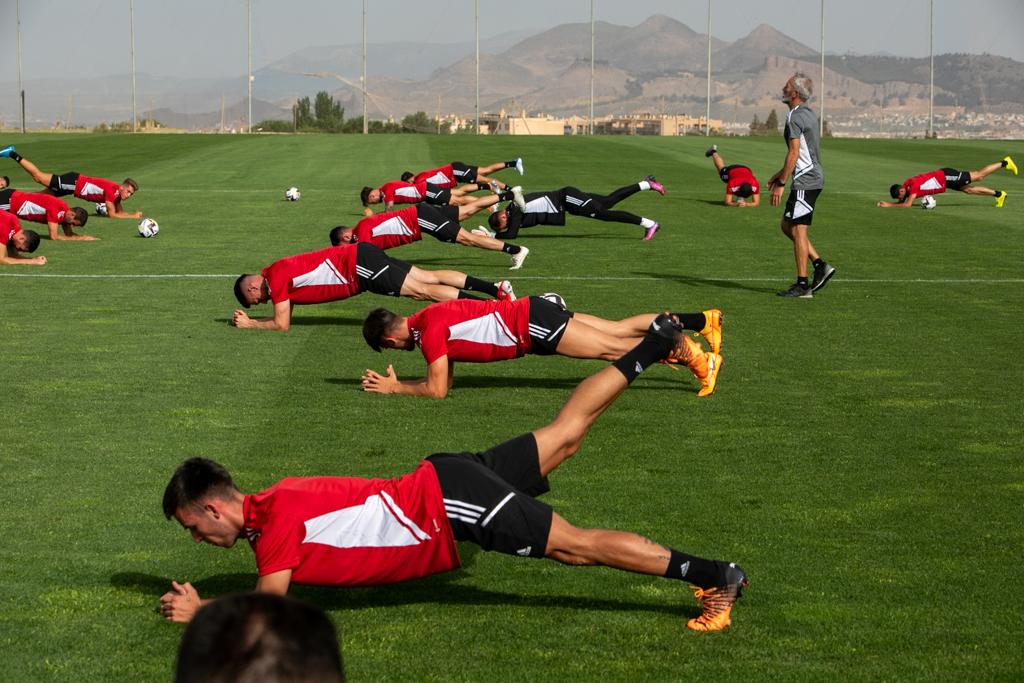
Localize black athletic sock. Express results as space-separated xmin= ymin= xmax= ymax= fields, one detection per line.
xmin=797 ymin=276 xmax=809 ymax=287
xmin=498 ymin=189 xmax=514 ymax=201
xmin=502 ymin=243 xmax=521 ymax=255
xmin=9 ymin=151 xmax=23 ymax=163
xmin=505 ymin=160 xmax=517 ymax=168
xmin=664 ymin=550 xmax=721 ymax=588
xmin=462 ymin=276 xmax=498 ymax=298
xmin=812 ymin=258 xmax=825 ymax=269
xmin=995 ymin=190 xmax=1003 ymax=198
xmin=611 ymin=336 xmax=670 ymax=384
xmin=457 ymin=291 xmax=483 ymax=300
xmin=673 ymin=312 xmax=706 ymax=331
xmin=1001 ymin=159 xmax=1008 ymax=168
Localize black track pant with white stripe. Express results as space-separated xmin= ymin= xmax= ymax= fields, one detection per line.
xmin=563 ymin=185 xmax=643 ymax=225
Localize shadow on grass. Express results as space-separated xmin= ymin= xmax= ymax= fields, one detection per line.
xmin=325 ymin=374 xmax=686 ymax=390
xmin=637 ymin=271 xmax=778 ymax=295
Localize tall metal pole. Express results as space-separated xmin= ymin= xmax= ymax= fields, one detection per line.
xmin=819 ymin=0 xmax=825 ymax=137
xmin=475 ymin=0 xmax=479 ymax=134
xmin=705 ymin=0 xmax=711 ymax=136
xmin=130 ymin=0 xmax=137 ymax=132
xmin=17 ymin=0 xmax=25 ymax=133
xmin=362 ymin=0 xmax=368 ymax=134
xmin=589 ymin=0 xmax=595 ymax=135
xmin=928 ymin=0 xmax=934 ymax=137
xmin=247 ymin=0 xmax=253 ymax=133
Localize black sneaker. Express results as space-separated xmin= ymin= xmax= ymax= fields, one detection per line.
xmin=811 ymin=261 xmax=836 ymax=293
xmin=704 ymin=144 xmax=717 ymax=158
xmin=777 ymin=283 xmax=813 ymax=298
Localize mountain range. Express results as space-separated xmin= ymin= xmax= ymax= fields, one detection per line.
xmin=2 ymin=15 xmax=1022 ymax=130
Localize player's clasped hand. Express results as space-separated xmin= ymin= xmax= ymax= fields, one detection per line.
xmin=159 ymin=580 xmax=201 ymax=623
xmin=232 ymin=310 xmax=251 ymax=327
xmin=361 ymin=365 xmax=399 ymax=393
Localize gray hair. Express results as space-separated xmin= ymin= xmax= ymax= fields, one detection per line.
xmin=792 ymin=73 xmax=813 ymax=100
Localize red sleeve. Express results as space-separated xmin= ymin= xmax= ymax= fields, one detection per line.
xmin=48 ymin=197 xmax=69 ymax=224
xmin=412 ymin=312 xmax=449 ymax=365
xmin=104 ymin=181 xmax=120 ymax=203
xmin=381 ymin=183 xmax=395 ymax=203
xmin=253 ymin=514 xmax=304 ymax=576
xmin=264 ymin=263 xmax=292 ymax=304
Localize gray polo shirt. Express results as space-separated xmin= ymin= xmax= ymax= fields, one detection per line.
xmin=784 ymin=105 xmax=824 ymax=190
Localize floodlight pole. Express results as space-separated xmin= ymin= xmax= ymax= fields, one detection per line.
xmin=130 ymin=0 xmax=137 ymax=133
xmin=247 ymin=0 xmax=253 ymax=133
xmin=819 ymin=0 xmax=824 ymax=138
xmin=17 ymin=0 xmax=25 ymax=133
xmin=928 ymin=0 xmax=934 ymax=138
xmin=589 ymin=0 xmax=595 ymax=135
xmin=475 ymin=0 xmax=480 ymax=134
xmin=705 ymin=0 xmax=711 ymax=136
xmin=362 ymin=0 xmax=368 ymax=134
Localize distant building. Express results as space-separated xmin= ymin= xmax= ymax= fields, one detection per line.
xmin=475 ymin=110 xmax=722 ymax=136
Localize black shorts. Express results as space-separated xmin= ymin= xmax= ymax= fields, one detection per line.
xmin=47 ymin=171 xmax=80 ymax=197
xmin=719 ymin=164 xmax=746 ymax=183
xmin=354 ymin=242 xmax=411 ymax=296
xmin=423 ymin=183 xmax=453 ymax=206
xmin=783 ymin=188 xmax=822 ymax=226
xmin=562 ymin=187 xmax=600 ymax=216
xmin=527 ymin=296 xmax=573 ymax=355
xmin=0 ymin=188 xmax=13 ymax=210
xmin=942 ymin=167 xmax=972 ymax=191
xmin=428 ymin=432 xmax=552 ymax=559
xmin=451 ymin=161 xmax=477 ymax=184
xmin=416 ymin=204 xmax=460 ymax=243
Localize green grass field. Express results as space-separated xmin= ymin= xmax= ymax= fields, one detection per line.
xmin=1 ymin=132 xmax=1022 ymax=681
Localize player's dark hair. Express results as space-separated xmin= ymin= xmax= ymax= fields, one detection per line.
xmin=328 ymin=226 xmax=353 ymax=246
xmin=889 ymin=184 xmax=901 ymax=200
xmin=362 ymin=307 xmax=401 ymax=352
xmin=175 ymin=592 xmax=344 ymax=683
xmin=123 ymin=177 xmax=139 ymax=191
xmin=69 ymin=207 xmax=88 ymax=226
xmin=234 ymin=274 xmax=254 ymax=308
xmin=22 ymin=229 xmax=41 ymax=253
xmin=1 ymin=176 xmax=9 ymax=187
xmin=359 ymin=186 xmax=373 ymax=206
xmin=162 ymin=457 xmax=239 ymax=519
xmin=400 ymin=172 xmax=414 ymax=182
xmin=487 ymin=211 xmax=502 ymax=230
xmin=736 ymin=183 xmax=753 ymax=198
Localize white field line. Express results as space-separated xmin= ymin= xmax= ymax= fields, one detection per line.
xmin=1 ymin=273 xmax=1021 ymax=284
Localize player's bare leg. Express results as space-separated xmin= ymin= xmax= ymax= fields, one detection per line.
xmin=457 ymin=194 xmax=500 ymax=220
xmin=554 ymin=319 xmax=642 ymax=361
xmin=572 ymin=312 xmax=655 ymax=338
xmin=781 ymin=221 xmax=818 ymax=278
xmin=455 ymin=228 xmax=508 ymax=253
xmin=13 ymin=156 xmax=55 ymax=190
xmin=960 ymin=184 xmax=999 ymax=197
xmin=405 ymin=266 xmax=505 ymax=301
xmin=709 ymin=150 xmax=726 ymax=173
xmin=969 ymin=161 xmax=1007 ymax=182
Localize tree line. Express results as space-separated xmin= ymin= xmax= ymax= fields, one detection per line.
xmin=257 ymin=91 xmax=474 ymax=134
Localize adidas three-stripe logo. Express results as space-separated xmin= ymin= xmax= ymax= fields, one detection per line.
xmin=356 ymin=264 xmax=389 ymax=280
xmin=444 ymin=492 xmax=515 ymax=527
xmin=529 ymin=321 xmax=567 ymax=342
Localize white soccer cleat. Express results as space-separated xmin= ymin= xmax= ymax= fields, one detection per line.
xmin=511 ymin=186 xmax=527 ymax=211
xmin=515 ymin=157 xmax=524 ymax=175
xmin=472 ymin=226 xmax=496 ymax=238
xmin=509 ymin=245 xmax=530 ymax=270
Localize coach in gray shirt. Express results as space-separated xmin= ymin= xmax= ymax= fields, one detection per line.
xmin=767 ymin=73 xmax=836 ymax=298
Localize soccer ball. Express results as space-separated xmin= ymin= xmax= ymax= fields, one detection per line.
xmin=285 ymin=187 xmax=301 ymax=201
xmin=540 ymin=292 xmax=567 ymax=310
xmin=95 ymin=203 xmax=108 ymax=216
xmin=921 ymin=196 xmax=937 ymax=210
xmin=138 ymin=217 xmax=159 ymax=238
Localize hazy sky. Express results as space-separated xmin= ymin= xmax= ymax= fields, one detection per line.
xmin=4 ymin=0 xmax=1023 ymax=80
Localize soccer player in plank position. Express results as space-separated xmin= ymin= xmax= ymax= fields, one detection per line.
xmin=330 ymin=200 xmax=531 ymax=270
xmin=231 ymin=243 xmax=516 ymax=331
xmin=875 ymin=156 xmax=1017 ymax=209
xmin=359 ymin=297 xmax=723 ymax=398
xmin=400 ymin=157 xmax=524 ymax=189
xmin=0 ymin=145 xmax=141 ymax=219
xmin=704 ymin=145 xmax=760 ymax=207
xmin=159 ymin=318 xmax=749 ymax=632
xmin=766 ymin=73 xmax=834 ymax=298
xmin=361 ymin=178 xmax=508 ymax=213
xmin=0 ymin=211 xmax=45 ymax=266
xmin=485 ymin=178 xmax=665 ymax=242
xmin=0 ymin=188 xmax=93 ymax=241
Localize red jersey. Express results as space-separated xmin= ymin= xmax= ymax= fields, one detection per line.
xmin=902 ymin=170 xmax=946 ymax=197
xmin=74 ymin=175 xmax=121 ymax=204
xmin=262 ymin=245 xmax=362 ymax=306
xmin=408 ymin=298 xmax=534 ymax=365
xmin=413 ymin=165 xmax=455 ymax=188
xmin=7 ymin=191 xmax=68 ymax=225
xmin=726 ymin=166 xmax=760 ymax=196
xmin=0 ymin=211 xmax=21 ymax=245
xmin=243 ymin=461 xmax=460 ymax=587
xmin=380 ymin=180 xmax=426 ymax=205
xmin=354 ymin=207 xmax=421 ymax=250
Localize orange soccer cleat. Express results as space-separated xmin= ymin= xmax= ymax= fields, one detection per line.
xmin=687 ymin=563 xmax=748 ymax=632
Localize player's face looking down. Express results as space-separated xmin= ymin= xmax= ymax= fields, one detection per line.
xmin=494 ymin=210 xmax=509 ymax=230
xmin=174 ymin=503 xmax=239 ymax=548
xmin=119 ymin=184 xmax=136 ymax=200
xmin=368 ymin=189 xmax=382 ymax=204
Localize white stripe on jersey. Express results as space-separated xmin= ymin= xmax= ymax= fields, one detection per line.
xmin=394 ymin=186 xmax=422 ymax=200
xmin=920 ymin=177 xmax=943 ymax=192
xmin=292 ymin=259 xmax=349 ymax=289
xmin=523 ymin=196 xmax=559 ymax=214
xmin=371 ymin=216 xmax=415 ymax=239
xmin=301 ymin=490 xmax=431 ymax=549
xmin=17 ymin=200 xmax=48 ymax=217
xmin=447 ymin=311 xmax=518 ymax=347
xmin=79 ymin=181 xmax=104 ymax=196
xmin=423 ymin=171 xmax=449 ymax=185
